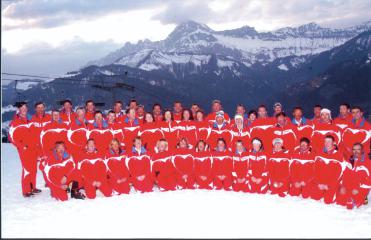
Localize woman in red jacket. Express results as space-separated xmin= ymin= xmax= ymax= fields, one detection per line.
xmin=87 ymin=111 xmax=112 ymax=153
xmin=194 ymin=110 xmax=210 ymax=143
xmin=193 ymin=140 xmax=213 ymax=189
xmin=127 ymin=136 xmax=153 ymax=193
xmin=232 ymin=140 xmax=250 ymax=192
xmin=212 ymin=138 xmax=233 ymax=191
xmin=78 ymin=139 xmax=112 ymax=199
xmin=177 ymin=109 xmax=198 ymax=148
xmin=248 ymin=138 xmax=269 ymax=194
xmin=151 ymin=139 xmax=177 ymax=191
xmin=160 ymin=110 xmax=178 ymax=150
xmin=138 ymin=112 xmax=164 ymax=152
xmin=105 ymin=138 xmax=130 ymax=195
xmin=173 ymin=138 xmax=195 ymax=189
xmin=68 ymin=107 xmax=89 ymax=155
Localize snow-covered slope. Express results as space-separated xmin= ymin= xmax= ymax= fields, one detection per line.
xmin=88 ymin=20 xmax=371 ymax=70
xmin=2 ymin=143 xmax=371 ymax=238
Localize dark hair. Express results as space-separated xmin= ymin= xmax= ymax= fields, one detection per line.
xmin=94 ymin=110 xmax=103 ymax=116
xmin=62 ymin=100 xmax=72 ymax=105
xmin=324 ymin=135 xmax=335 ymax=142
xmin=293 ymin=106 xmax=303 ymax=112
xmin=300 ymin=137 xmax=310 ymax=145
xmin=340 ymin=103 xmax=350 ymax=109
xmin=55 ymin=141 xmax=65 ymax=146
xmin=174 ymin=101 xmax=181 ymax=104
xmin=237 ymin=104 xmax=245 ymax=109
xmin=114 ymin=100 xmax=123 ymax=106
xmin=34 ymin=101 xmax=45 ymax=108
xmin=191 ymin=103 xmax=199 ymax=107
xmin=87 ymin=138 xmax=95 ymax=143
xmin=107 ymin=110 xmax=115 ymax=115
xmin=314 ymin=104 xmax=322 ymax=109
xmin=276 ymin=112 xmax=286 ymax=118
xmin=182 ymin=109 xmax=193 ymax=120
xmin=153 ymin=103 xmax=162 ymax=109
xmin=248 ymin=110 xmax=257 ymax=117
xmin=129 ymin=99 xmax=137 ymax=104
xmin=51 ymin=109 xmax=60 ymax=113
xmin=351 ymin=106 xmax=364 ymax=112
xmin=258 ymin=104 xmax=267 ymax=110
xmin=85 ymin=99 xmax=94 ymax=106
xmin=216 ymin=137 xmax=227 ymax=146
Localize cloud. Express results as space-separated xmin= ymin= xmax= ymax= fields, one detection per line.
xmin=2 ymin=0 xmax=163 ymax=30
xmin=1 ymin=38 xmax=122 ymax=76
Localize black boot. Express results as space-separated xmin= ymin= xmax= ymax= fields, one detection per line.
xmin=32 ymin=188 xmax=42 ymax=194
xmin=71 ymin=190 xmax=85 ymax=200
xmin=23 ymin=192 xmax=34 ymax=198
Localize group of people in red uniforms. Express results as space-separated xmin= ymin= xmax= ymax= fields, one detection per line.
xmin=8 ymin=99 xmax=371 ymax=209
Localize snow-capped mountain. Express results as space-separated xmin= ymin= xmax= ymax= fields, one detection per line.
xmin=88 ymin=20 xmax=371 ymax=72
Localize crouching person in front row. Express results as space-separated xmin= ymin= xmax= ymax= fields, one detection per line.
xmin=78 ymin=139 xmax=112 ymax=199
xmin=41 ymin=141 xmax=85 ymax=201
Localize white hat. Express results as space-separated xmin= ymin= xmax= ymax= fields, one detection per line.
xmin=234 ymin=114 xmax=244 ymax=121
xmin=320 ymin=108 xmax=332 ymax=119
xmin=272 ymin=138 xmax=283 ymax=145
xmin=273 ymin=102 xmax=282 ymax=108
xmin=215 ymin=110 xmax=224 ymax=119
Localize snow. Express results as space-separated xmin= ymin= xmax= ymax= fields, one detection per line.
xmin=1 ymin=105 xmax=17 ymax=114
xmin=2 ymin=143 xmax=371 ymax=238
xmin=278 ymin=64 xmax=289 ymax=71
xmin=98 ymin=69 xmax=114 ymax=75
xmin=16 ymin=81 xmax=39 ymax=90
xmin=217 ymin=59 xmax=235 ymax=68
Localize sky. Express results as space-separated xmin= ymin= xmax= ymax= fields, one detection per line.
xmin=2 ymin=0 xmax=371 ymax=76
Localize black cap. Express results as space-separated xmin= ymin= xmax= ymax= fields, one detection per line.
xmin=14 ymin=101 xmax=27 ymax=108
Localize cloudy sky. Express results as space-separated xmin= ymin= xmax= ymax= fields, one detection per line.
xmin=2 ymin=0 xmax=370 ymax=76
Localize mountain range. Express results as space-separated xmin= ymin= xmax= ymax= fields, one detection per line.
xmin=2 ymin=20 xmax=371 ymax=138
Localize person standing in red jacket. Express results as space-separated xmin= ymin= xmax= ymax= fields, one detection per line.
xmin=177 ymin=109 xmax=198 ymax=148
xmin=105 ymin=139 xmax=130 ymax=195
xmin=289 ymin=137 xmax=315 ymax=198
xmin=267 ymin=138 xmax=291 ymax=197
xmin=152 ymin=103 xmax=164 ymax=122
xmin=311 ymin=108 xmax=342 ymax=154
xmin=113 ymin=100 xmax=125 ymax=124
xmin=194 ymin=110 xmax=210 ymax=143
xmin=190 ymin=103 xmax=200 ymax=120
xmin=138 ymin=113 xmax=164 ymax=152
xmin=311 ymin=104 xmax=322 ymax=124
xmin=136 ymin=105 xmax=146 ymax=125
xmin=160 ymin=110 xmax=178 ymax=150
xmin=173 ymin=101 xmax=183 ymax=122
xmin=230 ymin=114 xmax=250 ymax=151
xmin=336 ymin=143 xmax=371 ymax=209
xmin=42 ymin=141 xmax=84 ymax=201
xmin=248 ymin=138 xmax=269 ymax=194
xmin=151 ymin=139 xmax=177 ymax=191
xmin=291 ymin=106 xmax=314 ymax=145
xmin=173 ymin=138 xmax=195 ymax=189
xmin=40 ymin=110 xmax=69 ymax=160
xmin=270 ymin=112 xmax=297 ymax=152
xmin=334 ymin=103 xmax=352 ymax=131
xmin=85 ymin=100 xmax=96 ymax=124
xmin=232 ymin=140 xmax=250 ymax=192
xmin=87 ymin=111 xmax=112 ymax=153
xmin=122 ymin=108 xmax=141 ymax=149
xmin=205 ymin=99 xmax=231 ymax=124
xmin=310 ymin=135 xmax=345 ymax=204
xmin=212 ymin=138 xmax=233 ymax=190
xmin=9 ymin=102 xmax=40 ymax=197
xmin=59 ymin=99 xmax=76 ymax=126
xmin=208 ymin=111 xmax=232 ymax=150
xmin=193 ymin=140 xmax=213 ymax=189
xmin=31 ymin=101 xmax=51 ymax=163
xmin=106 ymin=110 xmax=125 ymax=149
xmin=127 ymin=137 xmax=153 ymax=193
xmin=250 ymin=105 xmax=274 ymax=153
xmin=78 ymin=139 xmax=112 ymax=199
xmin=341 ymin=106 xmax=371 ymax=160
xmin=68 ymin=107 xmax=88 ymax=155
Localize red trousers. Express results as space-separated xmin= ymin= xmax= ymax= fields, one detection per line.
xmin=131 ymin=175 xmax=153 ymax=193
xmin=213 ymin=173 xmax=232 ymax=190
xmin=17 ymin=147 xmax=38 ymax=195
xmin=80 ymin=161 xmax=112 ymax=199
xmin=45 ymin=162 xmax=82 ymax=201
xmin=176 ymin=172 xmax=196 ymax=190
xmin=107 ymin=159 xmax=130 ymax=194
xmin=232 ymin=176 xmax=249 ymax=192
xmin=249 ymin=175 xmax=269 ymax=194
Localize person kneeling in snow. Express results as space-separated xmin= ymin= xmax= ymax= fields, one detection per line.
xmin=42 ymin=141 xmax=85 ymax=201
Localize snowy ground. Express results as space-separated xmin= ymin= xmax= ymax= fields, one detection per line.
xmin=1 ymin=143 xmax=371 ymax=238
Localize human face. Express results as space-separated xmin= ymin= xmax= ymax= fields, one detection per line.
xmin=113 ymin=102 xmax=122 ymax=113
xmin=63 ymin=102 xmax=72 ymax=112
xmin=95 ymin=113 xmax=103 ymax=123
xmin=324 ymin=138 xmax=334 ymax=150
xmin=164 ymin=111 xmax=172 ymax=122
xmin=320 ymin=112 xmax=331 ymax=123
xmin=55 ymin=143 xmax=65 ymax=155
xmin=300 ymin=141 xmax=309 ymax=152
xmin=158 ymin=141 xmax=167 ymax=152
xmin=35 ymin=104 xmax=45 ymax=116
xmin=129 ymin=101 xmax=137 ymax=110
xmin=258 ymin=107 xmax=267 ymax=118
xmin=314 ymin=107 xmax=321 ymax=118
xmin=236 ymin=106 xmax=245 ymax=115
xmin=235 ymin=118 xmax=243 ymax=128
xmin=351 ymin=108 xmax=362 ymax=120
xmin=76 ymin=109 xmax=85 ymax=120
xmin=339 ymin=105 xmax=349 ymax=117
xmin=274 ymin=105 xmax=282 ymax=115
xmin=217 ymin=140 xmax=226 ymax=151
xmin=153 ymin=105 xmax=161 ymax=116
xmin=352 ymin=145 xmax=362 ymax=158
xmin=197 ymin=141 xmax=205 ymax=151
xmin=145 ymin=113 xmax=154 ymax=123
xmin=179 ymin=139 xmax=188 ymax=149
xmin=173 ymin=102 xmax=182 ymax=113
xmin=293 ymin=109 xmax=302 ymax=120
xmin=212 ymin=102 xmax=221 ymax=112
xmin=18 ymin=104 xmax=28 ymax=116
xmin=137 ymin=107 xmax=145 ymax=117
xmin=196 ymin=112 xmax=204 ymax=122
xmin=236 ymin=142 xmax=244 ymax=153
xmin=86 ymin=102 xmax=95 ymax=112
xmin=216 ymin=115 xmax=224 ymax=125
xmin=191 ymin=105 xmax=199 ymax=115
xmin=107 ymin=113 xmax=115 ymax=123
xmin=134 ymin=139 xmax=142 ymax=149
xmin=110 ymin=140 xmax=120 ymax=151
xmin=128 ymin=109 xmax=136 ymax=119
xmin=52 ymin=111 xmax=60 ymax=122
xmin=252 ymin=142 xmax=261 ymax=152
xmin=86 ymin=141 xmax=96 ymax=152
xmin=248 ymin=113 xmax=256 ymax=121
xmin=273 ymin=142 xmax=283 ymax=151
xmin=277 ymin=115 xmax=286 ymax=126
